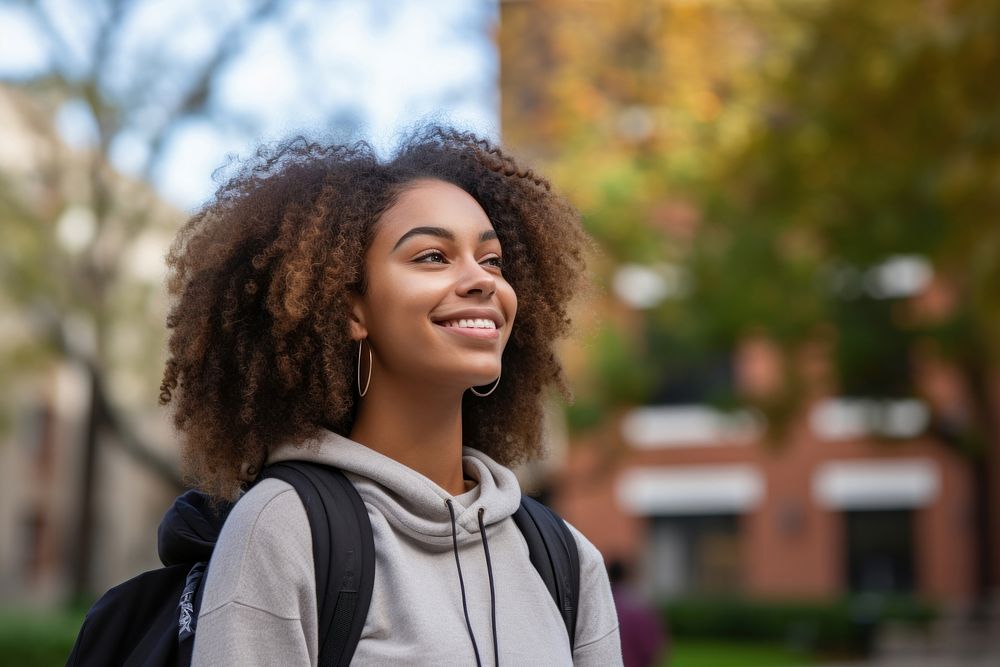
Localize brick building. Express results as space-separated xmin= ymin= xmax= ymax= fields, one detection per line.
xmin=555 ymin=373 xmax=977 ymax=602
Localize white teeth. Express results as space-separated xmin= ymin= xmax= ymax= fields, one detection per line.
xmin=442 ymin=318 xmax=496 ymax=329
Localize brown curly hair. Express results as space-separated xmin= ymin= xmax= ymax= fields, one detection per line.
xmin=159 ymin=126 xmax=589 ymax=500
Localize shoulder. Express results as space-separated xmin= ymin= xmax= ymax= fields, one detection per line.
xmin=194 ymin=479 xmax=319 ymax=665
xmin=563 ymin=521 xmax=604 ymax=573
xmin=563 ymin=521 xmax=615 ymax=616
xmin=220 ymin=478 xmax=311 ymax=557
xmin=562 ymin=520 xmax=623 ymax=662
xmin=200 ymin=478 xmax=314 ymax=616
xmin=516 ymin=501 xmax=606 ymax=584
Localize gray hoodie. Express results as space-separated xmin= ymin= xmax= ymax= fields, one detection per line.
xmin=192 ymin=431 xmax=622 ymax=666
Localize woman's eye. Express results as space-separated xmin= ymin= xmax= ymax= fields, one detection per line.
xmin=482 ymin=256 xmax=503 ymax=269
xmin=416 ymin=251 xmax=447 ymax=264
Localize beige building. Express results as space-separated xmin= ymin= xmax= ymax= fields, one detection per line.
xmin=0 ymin=84 xmax=182 ymax=605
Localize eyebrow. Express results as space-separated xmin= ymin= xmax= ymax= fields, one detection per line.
xmin=392 ymin=226 xmax=498 ymax=251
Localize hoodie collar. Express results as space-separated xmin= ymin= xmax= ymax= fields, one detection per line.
xmin=267 ymin=430 xmax=522 ymax=544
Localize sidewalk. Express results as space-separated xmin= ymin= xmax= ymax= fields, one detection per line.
xmin=822 ymin=609 xmax=1000 ymax=667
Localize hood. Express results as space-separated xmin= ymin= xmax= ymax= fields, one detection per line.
xmin=157 ymin=490 xmax=233 ymax=566
xmin=267 ymin=430 xmax=523 ymax=548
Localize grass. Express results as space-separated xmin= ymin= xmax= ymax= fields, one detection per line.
xmin=0 ymin=608 xmax=86 ymax=667
xmin=664 ymin=639 xmax=826 ymax=667
xmin=2 ymin=607 xmax=841 ymax=667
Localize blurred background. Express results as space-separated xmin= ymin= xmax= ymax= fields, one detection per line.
xmin=1 ymin=0 xmax=998 ymax=665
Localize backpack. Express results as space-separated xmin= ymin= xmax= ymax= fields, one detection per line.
xmin=67 ymin=460 xmax=580 ymax=666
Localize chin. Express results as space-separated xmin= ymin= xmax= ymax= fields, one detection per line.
xmin=458 ymin=366 xmax=502 ymax=389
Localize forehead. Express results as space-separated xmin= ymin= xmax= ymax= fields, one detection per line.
xmin=373 ymin=179 xmax=494 ymax=244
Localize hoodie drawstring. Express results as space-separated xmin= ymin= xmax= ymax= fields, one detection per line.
xmin=446 ymin=499 xmax=483 ymax=667
xmin=445 ymin=500 xmax=501 ymax=667
xmin=478 ymin=507 xmax=499 ymax=667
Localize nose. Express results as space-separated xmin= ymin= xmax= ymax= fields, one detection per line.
xmin=456 ymin=261 xmax=496 ymax=298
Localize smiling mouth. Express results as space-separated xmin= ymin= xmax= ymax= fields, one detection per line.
xmin=434 ymin=318 xmax=501 ymax=339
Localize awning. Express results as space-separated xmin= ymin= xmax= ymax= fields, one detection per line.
xmin=813 ymin=459 xmax=940 ymax=510
xmin=617 ymin=465 xmax=764 ymax=516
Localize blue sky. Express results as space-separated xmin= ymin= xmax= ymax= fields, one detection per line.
xmin=0 ymin=0 xmax=499 ymax=209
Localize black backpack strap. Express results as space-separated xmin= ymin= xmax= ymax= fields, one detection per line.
xmin=262 ymin=462 xmax=375 ymax=667
xmin=512 ymin=495 xmax=581 ymax=648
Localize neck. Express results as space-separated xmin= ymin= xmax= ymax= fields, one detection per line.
xmin=349 ymin=376 xmax=467 ymax=496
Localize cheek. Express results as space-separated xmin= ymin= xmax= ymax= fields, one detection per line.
xmin=366 ymin=277 xmax=447 ymax=342
xmin=501 ymin=282 xmax=518 ymax=333
xmin=370 ymin=291 xmax=423 ymax=334
xmin=362 ymin=284 xmax=406 ymax=335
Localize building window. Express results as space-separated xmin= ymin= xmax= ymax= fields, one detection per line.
xmin=646 ymin=513 xmax=742 ymax=598
xmin=844 ymin=509 xmax=916 ymax=594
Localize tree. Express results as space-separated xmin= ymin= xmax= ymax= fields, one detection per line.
xmin=502 ymin=0 xmax=999 ymax=610
xmin=0 ymin=0 xmax=346 ymax=599
xmin=499 ymin=0 xmax=793 ymax=434
xmin=687 ymin=0 xmax=1000 ymax=610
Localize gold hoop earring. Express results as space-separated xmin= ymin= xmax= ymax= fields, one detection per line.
xmin=470 ymin=368 xmax=501 ymax=397
xmin=357 ymin=339 xmax=372 ymax=397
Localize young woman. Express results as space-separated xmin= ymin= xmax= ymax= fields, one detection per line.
xmin=160 ymin=127 xmax=622 ymax=665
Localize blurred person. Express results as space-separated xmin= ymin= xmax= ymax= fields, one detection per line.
xmin=159 ymin=127 xmax=623 ymax=665
xmin=608 ymin=559 xmax=667 ymax=667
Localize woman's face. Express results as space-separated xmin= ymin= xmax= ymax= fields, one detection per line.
xmin=349 ymin=178 xmax=517 ymax=393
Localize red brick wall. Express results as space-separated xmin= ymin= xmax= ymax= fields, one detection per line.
xmin=556 ymin=420 xmax=975 ymax=602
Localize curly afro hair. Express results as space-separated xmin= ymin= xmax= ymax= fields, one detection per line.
xmin=159 ymin=126 xmax=590 ymax=500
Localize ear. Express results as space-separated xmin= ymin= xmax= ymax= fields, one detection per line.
xmin=347 ymin=291 xmax=368 ymax=341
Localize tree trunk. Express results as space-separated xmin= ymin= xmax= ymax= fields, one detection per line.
xmin=71 ymin=368 xmax=102 ymax=602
